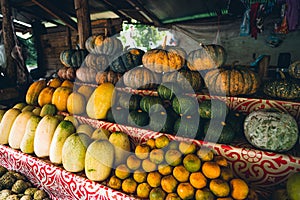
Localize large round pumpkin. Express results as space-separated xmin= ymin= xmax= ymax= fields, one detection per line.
xmin=122 ymin=66 xmax=161 ymax=89
xmin=110 ymin=48 xmax=145 ymax=73
xmin=84 ymin=53 xmax=109 ymax=71
xmin=204 ymin=66 xmax=260 ymax=96
xmin=76 ymin=67 xmax=96 ymax=83
xmin=85 ymin=35 xmax=123 ymax=55
xmin=60 ymin=49 xmax=88 ymax=68
xmin=187 ymin=44 xmax=227 ymax=71
xmin=95 ymin=70 xmax=123 ymax=85
xmin=142 ymin=46 xmax=186 ymax=73
xmin=162 ymin=69 xmax=203 ymax=92
xmin=288 ymin=61 xmax=300 ymax=79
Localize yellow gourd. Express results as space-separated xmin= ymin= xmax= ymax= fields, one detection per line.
xmin=25 ymin=80 xmax=47 ymax=106
xmin=86 ymin=82 xmax=116 ymax=119
xmin=52 ymin=86 xmax=73 ymax=112
xmin=38 ymin=87 xmax=56 ymax=107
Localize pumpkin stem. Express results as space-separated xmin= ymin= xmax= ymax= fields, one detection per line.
xmin=162 ymin=35 xmax=167 ymax=50
xmin=278 ymin=70 xmax=286 ymax=79
xmin=104 ymin=28 xmax=108 ymax=37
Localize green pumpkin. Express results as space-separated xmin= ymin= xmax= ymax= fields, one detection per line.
xmin=149 ymin=107 xmax=179 ymax=134
xmin=60 ymin=49 xmax=88 ymax=68
xmin=288 ymin=61 xmax=300 ymax=79
xmin=263 ymin=78 xmax=300 ymax=99
xmin=110 ymin=48 xmax=145 ymax=73
xmin=128 ymin=110 xmax=150 ymax=127
xmin=162 ymin=69 xmax=203 ymax=92
xmin=157 ymin=82 xmax=183 ymax=101
xmin=173 ymin=115 xmax=202 ymax=139
xmin=106 ymin=106 xmax=129 ymax=125
xmin=140 ymin=96 xmax=164 ymax=113
xmin=203 ymin=120 xmax=235 ymax=144
xmin=198 ymin=100 xmax=229 ymax=119
xmin=172 ymin=95 xmax=199 ymax=116
xmin=118 ymin=93 xmax=142 ymax=111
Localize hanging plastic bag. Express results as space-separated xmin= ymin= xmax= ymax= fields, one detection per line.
xmin=240 ymin=9 xmax=251 ymax=36
xmin=0 ymin=31 xmax=6 ymax=70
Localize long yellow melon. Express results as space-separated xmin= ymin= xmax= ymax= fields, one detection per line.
xmin=25 ymin=79 xmax=47 ymax=106
xmin=85 ymin=139 xmax=114 ymax=181
xmin=8 ymin=111 xmax=34 ymax=149
xmin=34 ymin=115 xmax=60 ymax=157
xmin=49 ymin=120 xmax=75 ymax=164
xmin=62 ymin=133 xmax=92 ymax=172
xmin=86 ymin=82 xmax=116 ymax=119
xmin=0 ymin=108 xmax=21 ymax=144
xmin=20 ymin=115 xmax=42 ymax=154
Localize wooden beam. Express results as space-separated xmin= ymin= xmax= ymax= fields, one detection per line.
xmin=101 ymin=0 xmax=131 ymax=22
xmin=0 ymin=0 xmax=17 ymax=85
xmin=11 ymin=0 xmax=35 ymax=7
xmin=32 ymin=0 xmax=77 ymax=31
xmin=74 ymin=0 xmax=92 ymax=49
xmin=125 ymin=0 xmax=162 ymax=26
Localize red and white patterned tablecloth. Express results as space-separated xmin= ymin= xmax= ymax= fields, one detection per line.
xmin=0 ymin=144 xmax=138 ymax=200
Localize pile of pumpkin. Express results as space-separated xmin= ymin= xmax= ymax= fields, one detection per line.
xmin=57 ymin=34 xmax=265 ymax=98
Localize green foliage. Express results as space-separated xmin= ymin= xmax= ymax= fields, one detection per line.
xmin=18 ymin=37 xmax=37 ymax=67
xmin=120 ymin=22 xmax=167 ymax=51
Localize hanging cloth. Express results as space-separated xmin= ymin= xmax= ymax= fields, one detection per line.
xmin=285 ymin=0 xmax=300 ymax=31
xmin=250 ymin=2 xmax=260 ymax=39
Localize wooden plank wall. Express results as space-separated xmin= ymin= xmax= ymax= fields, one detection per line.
xmin=40 ymin=18 xmax=123 ymax=72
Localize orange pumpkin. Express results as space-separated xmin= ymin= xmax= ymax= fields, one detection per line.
xmin=85 ymin=35 xmax=123 ymax=55
xmin=95 ymin=70 xmax=123 ymax=85
xmin=25 ymin=80 xmax=47 ymax=106
xmin=38 ymin=87 xmax=56 ymax=107
xmin=47 ymin=78 xmax=62 ymax=88
xmin=52 ymin=86 xmax=73 ymax=112
xmin=142 ymin=46 xmax=186 ymax=73
xmin=61 ymin=80 xmax=74 ymax=89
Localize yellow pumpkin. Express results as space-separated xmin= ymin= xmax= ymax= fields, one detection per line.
xmin=52 ymin=86 xmax=73 ymax=112
xmin=77 ymin=85 xmax=94 ymax=101
xmin=67 ymin=92 xmax=86 ymax=115
xmin=61 ymin=80 xmax=74 ymax=89
xmin=47 ymin=78 xmax=62 ymax=88
xmin=86 ymin=82 xmax=116 ymax=119
xmin=38 ymin=87 xmax=56 ymax=107
xmin=25 ymin=80 xmax=47 ymax=106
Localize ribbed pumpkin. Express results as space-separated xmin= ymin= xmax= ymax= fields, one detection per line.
xmin=288 ymin=61 xmax=300 ymax=79
xmin=187 ymin=44 xmax=227 ymax=71
xmin=25 ymin=79 xmax=47 ymax=106
xmin=38 ymin=86 xmax=56 ymax=107
xmin=84 ymin=53 xmax=109 ymax=71
xmin=263 ymin=72 xmax=300 ymax=99
xmin=57 ymin=67 xmax=76 ymax=81
xmin=140 ymin=96 xmax=164 ymax=113
xmin=110 ymin=48 xmax=145 ymax=73
xmin=157 ymin=82 xmax=183 ymax=101
xmin=142 ymin=45 xmax=186 ymax=73
xmin=76 ymin=67 xmax=96 ymax=83
xmin=52 ymin=86 xmax=73 ymax=112
xmin=204 ymin=66 xmax=260 ymax=96
xmin=85 ymin=35 xmax=123 ymax=55
xmin=60 ymin=49 xmax=88 ymax=68
xmin=95 ymin=70 xmax=123 ymax=85
xmin=162 ymin=69 xmax=203 ymax=92
xmin=122 ymin=66 xmax=161 ymax=89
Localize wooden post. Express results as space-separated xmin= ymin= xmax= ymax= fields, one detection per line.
xmin=66 ymin=27 xmax=72 ymax=49
xmin=74 ymin=0 xmax=92 ymax=49
xmin=31 ymin=20 xmax=47 ymax=77
xmin=0 ymin=0 xmax=16 ymax=86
